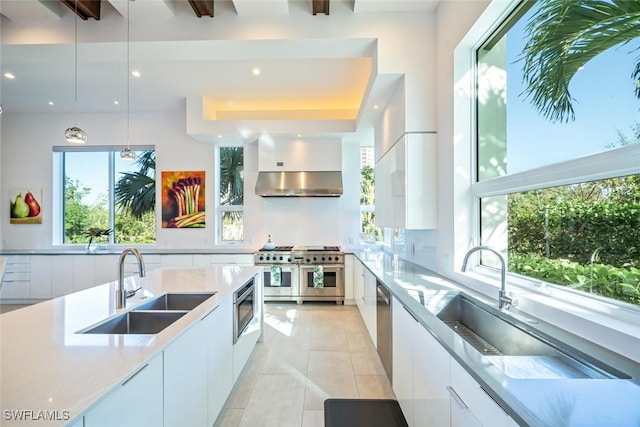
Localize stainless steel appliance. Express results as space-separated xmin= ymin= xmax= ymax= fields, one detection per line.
xmin=376 ymin=280 xmax=392 ymax=382
xmin=234 ymin=277 xmax=256 ymax=344
xmin=254 ymin=245 xmax=344 ymax=303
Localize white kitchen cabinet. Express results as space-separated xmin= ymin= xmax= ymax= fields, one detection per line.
xmin=353 ymin=258 xmax=364 ymax=310
xmin=392 ymin=297 xmax=415 ymax=426
xmin=344 ymin=255 xmax=354 ymax=302
xmin=52 ymin=255 xmax=74 ymax=298
xmin=30 ymin=256 xmax=52 ymax=299
xmin=84 ymin=353 xmax=163 ymax=427
xmin=414 ymin=315 xmax=451 ymax=427
xmin=73 ymin=255 xmax=97 ymax=292
xmin=0 ymin=255 xmax=30 ymax=300
xmin=123 ymin=254 xmax=160 ymax=275
xmin=164 ymin=316 xmax=208 ymax=427
xmin=375 ymin=132 xmax=437 ymax=230
xmin=205 ymin=297 xmax=234 ymax=426
xmin=160 ymin=254 xmax=193 ymax=268
xmin=450 ymin=359 xmax=518 ymax=427
xmin=94 ymin=255 xmax=118 ymax=286
xmin=211 ymin=254 xmax=254 ymax=265
xmin=450 ymin=385 xmax=482 ymax=427
xmin=361 ymin=266 xmax=377 ymax=347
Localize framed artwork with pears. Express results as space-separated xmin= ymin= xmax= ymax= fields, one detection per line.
xmin=10 ymin=188 xmax=42 ymax=224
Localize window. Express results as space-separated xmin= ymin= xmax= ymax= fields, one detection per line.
xmin=217 ymin=146 xmax=244 ymax=242
xmin=57 ymin=147 xmax=156 ymax=245
xmin=360 ymin=146 xmax=382 ymax=242
xmin=473 ymin=1 xmax=640 ymax=307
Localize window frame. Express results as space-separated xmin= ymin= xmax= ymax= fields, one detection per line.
xmin=215 ymin=143 xmax=245 ymax=244
xmin=53 ymin=145 xmax=155 ymax=246
xmin=450 ymin=0 xmax=640 ymax=355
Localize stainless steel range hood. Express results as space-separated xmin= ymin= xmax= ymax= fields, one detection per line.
xmin=255 ymin=171 xmax=343 ymax=197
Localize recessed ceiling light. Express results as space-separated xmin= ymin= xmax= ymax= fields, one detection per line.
xmin=114 ymin=100 xmax=119 ymax=105
xmin=3 ymin=72 xmax=15 ymax=79
xmin=252 ymin=67 xmax=261 ymax=76
xmin=48 ymin=101 xmax=54 ymax=106
xmin=240 ymin=129 xmax=250 ymax=138
xmin=131 ymin=70 xmax=141 ymax=77
xmin=297 ymin=134 xmax=302 ymax=138
xmin=217 ymin=134 xmax=222 ymax=138
xmin=373 ymin=105 xmax=379 ymax=110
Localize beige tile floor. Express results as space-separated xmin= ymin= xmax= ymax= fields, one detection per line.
xmin=215 ymin=302 xmax=396 ymax=427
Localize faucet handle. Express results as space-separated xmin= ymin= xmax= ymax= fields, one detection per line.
xmin=126 ymin=287 xmax=142 ymax=299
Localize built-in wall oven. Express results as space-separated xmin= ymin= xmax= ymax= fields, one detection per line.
xmin=234 ymin=277 xmax=256 ymax=344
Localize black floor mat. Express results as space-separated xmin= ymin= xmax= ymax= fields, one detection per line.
xmin=324 ymin=398 xmax=408 ymax=427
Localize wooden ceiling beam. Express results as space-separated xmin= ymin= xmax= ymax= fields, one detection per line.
xmin=188 ymin=0 xmax=214 ymax=17
xmin=60 ymin=0 xmax=101 ymax=20
xmin=312 ymin=0 xmax=330 ymax=15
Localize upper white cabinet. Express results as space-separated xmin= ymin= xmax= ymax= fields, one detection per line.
xmin=258 ymin=137 xmax=342 ymax=171
xmin=375 ymin=132 xmax=437 ymax=229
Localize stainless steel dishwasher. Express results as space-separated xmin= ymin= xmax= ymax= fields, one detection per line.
xmin=376 ymin=280 xmax=392 ymax=382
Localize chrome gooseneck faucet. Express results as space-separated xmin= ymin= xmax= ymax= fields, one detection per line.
xmin=117 ymin=247 xmax=145 ymax=309
xmin=461 ymin=245 xmax=514 ymax=310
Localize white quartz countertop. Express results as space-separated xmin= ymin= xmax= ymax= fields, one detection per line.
xmin=0 ymin=265 xmax=260 ymax=426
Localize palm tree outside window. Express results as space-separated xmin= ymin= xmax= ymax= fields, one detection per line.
xmin=218 ymin=146 xmax=244 ymax=242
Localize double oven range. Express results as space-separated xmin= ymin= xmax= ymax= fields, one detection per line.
xmin=254 ymin=246 xmax=345 ymax=304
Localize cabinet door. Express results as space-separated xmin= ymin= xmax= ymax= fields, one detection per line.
xmin=52 ymin=256 xmax=74 ymax=298
xmin=392 ymin=297 xmax=415 ymax=426
xmin=160 ymin=254 xmax=193 ymax=268
xmin=375 ymin=153 xmax=392 ymax=227
xmin=73 ymin=256 xmax=96 ymax=292
xmin=0 ymin=256 xmax=31 ymax=299
xmin=362 ymin=267 xmax=377 ymax=346
xmin=450 ymin=386 xmax=483 ymax=427
xmin=84 ymin=354 xmax=163 ymax=427
xmin=94 ymin=255 xmax=118 ymax=286
xmin=344 ymin=255 xmax=354 ymax=301
xmin=204 ymin=298 xmax=233 ymax=426
xmin=164 ymin=319 xmax=208 ymax=427
xmin=450 ymin=359 xmax=518 ymax=427
xmin=353 ymin=259 xmax=364 ymax=310
xmin=30 ymin=256 xmax=52 ymax=299
xmin=414 ymin=320 xmax=450 ymax=427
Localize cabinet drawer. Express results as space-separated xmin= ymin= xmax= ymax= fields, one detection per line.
xmin=2 ymin=271 xmax=30 ymax=282
xmin=450 ymin=360 xmax=517 ymax=427
xmin=5 ymin=262 xmax=30 ymax=273
xmin=0 ymin=280 xmax=30 ymax=299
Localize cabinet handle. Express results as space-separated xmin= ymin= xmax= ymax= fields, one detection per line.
xmin=200 ymin=305 xmax=219 ymax=321
xmin=479 ymin=386 xmax=510 ymax=416
xmin=122 ymin=363 xmax=149 ymax=386
xmin=402 ymin=305 xmax=419 ymax=323
xmin=446 ymin=386 xmax=468 ymax=409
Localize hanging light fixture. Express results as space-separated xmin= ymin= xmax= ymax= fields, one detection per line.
xmin=121 ymin=0 xmax=135 ymax=161
xmin=65 ymin=0 xmax=87 ymax=143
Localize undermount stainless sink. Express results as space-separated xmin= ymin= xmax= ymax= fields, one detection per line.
xmin=80 ymin=310 xmax=187 ymax=334
xmin=134 ymin=292 xmax=216 ymax=311
xmin=437 ymin=294 xmax=629 ymax=379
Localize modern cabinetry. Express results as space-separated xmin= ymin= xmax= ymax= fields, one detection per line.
xmin=160 ymin=254 xmax=193 ymax=268
xmin=344 ymin=255 xmax=354 ymax=302
xmin=30 ymin=256 xmax=52 ymax=299
xmin=450 ymin=359 xmax=518 ymax=427
xmin=205 ymin=297 xmax=233 ymax=426
xmin=353 ymin=258 xmax=364 ymax=310
xmin=392 ymin=296 xmax=516 ymax=427
xmin=0 ymin=255 xmax=30 ymax=299
xmin=375 ymin=132 xmax=437 ymax=229
xmin=164 ymin=314 xmax=208 ymax=427
xmin=361 ymin=266 xmax=377 ymax=346
xmin=83 ymin=353 xmax=163 ymax=427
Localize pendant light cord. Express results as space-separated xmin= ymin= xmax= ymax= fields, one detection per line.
xmin=127 ymin=0 xmax=130 ymax=149
xmin=74 ymin=0 xmax=78 ymax=125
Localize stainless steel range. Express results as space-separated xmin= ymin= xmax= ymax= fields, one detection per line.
xmin=254 ymin=246 xmax=345 ymax=304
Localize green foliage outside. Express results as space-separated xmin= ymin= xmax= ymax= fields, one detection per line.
xmin=360 ymin=165 xmax=382 ymax=241
xmin=64 ymin=151 xmax=156 ymax=244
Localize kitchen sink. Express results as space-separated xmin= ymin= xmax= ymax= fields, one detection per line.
xmin=80 ymin=310 xmax=187 ymax=335
xmin=134 ymin=292 xmax=216 ymax=311
xmin=437 ymin=294 xmax=629 ymax=379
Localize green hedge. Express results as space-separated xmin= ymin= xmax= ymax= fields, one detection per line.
xmin=509 ymin=253 xmax=640 ymax=305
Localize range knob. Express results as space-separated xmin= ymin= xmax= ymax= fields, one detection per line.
xmin=313 ymin=256 xmax=318 ymax=261
xmin=306 ymin=258 xmax=311 ymax=263
xmin=266 ymin=255 xmax=271 ymax=261
xmin=259 ymin=255 xmax=264 ymax=261
xmin=321 ymin=256 xmax=326 ymax=261
xmin=287 ymin=257 xmax=292 ymax=262
xmin=279 ymin=256 xmax=283 ymax=261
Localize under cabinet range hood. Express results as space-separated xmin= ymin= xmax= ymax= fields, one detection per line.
xmin=255 ymin=171 xmax=343 ymax=197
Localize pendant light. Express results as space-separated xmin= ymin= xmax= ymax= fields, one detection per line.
xmin=65 ymin=0 xmax=87 ymax=143
xmin=120 ymin=0 xmax=135 ymax=161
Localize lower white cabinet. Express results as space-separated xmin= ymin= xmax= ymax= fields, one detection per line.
xmin=392 ymin=297 xmax=415 ymax=425
xmin=353 ymin=258 xmax=364 ymax=309
xmin=206 ymin=298 xmax=233 ymax=426
xmin=83 ymin=353 xmax=163 ymax=427
xmin=361 ymin=266 xmax=377 ymax=346
xmin=164 ymin=314 xmax=208 ymax=427
xmin=450 ymin=359 xmax=518 ymax=427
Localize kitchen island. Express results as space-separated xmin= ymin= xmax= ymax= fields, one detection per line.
xmin=0 ymin=264 xmax=261 ymax=426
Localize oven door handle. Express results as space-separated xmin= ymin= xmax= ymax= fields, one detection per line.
xmin=236 ymin=285 xmax=254 ymax=302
